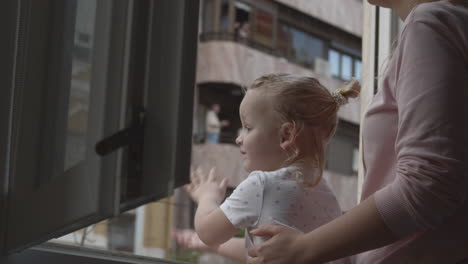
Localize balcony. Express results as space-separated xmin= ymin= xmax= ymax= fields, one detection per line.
xmin=196 ymin=35 xmax=361 ymax=124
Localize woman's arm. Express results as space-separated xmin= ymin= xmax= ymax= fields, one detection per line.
xmin=247 ymin=196 xmax=396 ymax=264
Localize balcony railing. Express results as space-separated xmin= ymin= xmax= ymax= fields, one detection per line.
xmin=199 ymin=31 xmax=278 ymax=58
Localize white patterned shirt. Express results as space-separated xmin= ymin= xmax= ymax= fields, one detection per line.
xmin=220 ymin=166 xmax=347 ymax=263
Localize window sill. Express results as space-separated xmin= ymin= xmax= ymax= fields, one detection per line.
xmin=4 ymin=242 xmax=190 ymax=264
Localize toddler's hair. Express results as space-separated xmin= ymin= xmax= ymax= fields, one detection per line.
xmin=247 ymin=73 xmax=360 ymax=186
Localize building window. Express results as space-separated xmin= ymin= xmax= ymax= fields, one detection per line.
xmin=108 ymin=213 xmax=136 ymax=252
xmin=278 ymin=23 xmax=325 ymax=69
xmin=202 ymin=0 xmax=215 ymax=33
xmin=329 ymin=48 xmax=361 ymax=81
xmin=341 ymin=54 xmax=353 ymax=81
xmin=251 ymin=9 xmax=273 ymax=48
xmin=352 ymin=147 xmax=360 ymax=173
xmin=220 ymin=0 xmax=230 ymax=32
xmin=354 ymin=59 xmax=362 ymax=81
xmin=329 ymin=49 xmax=340 ymax=77
xmin=326 ymin=122 xmax=359 ymax=175
xmin=234 ymin=1 xmax=251 ymax=42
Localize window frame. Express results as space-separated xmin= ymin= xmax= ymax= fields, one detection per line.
xmin=2 ymin=0 xmax=129 ymax=254
xmin=277 ymin=21 xmax=326 ymax=69
xmin=0 ymin=0 xmax=19 ymax=255
xmin=328 ymin=48 xmax=362 ymax=81
xmin=0 ymin=0 xmax=200 ymax=259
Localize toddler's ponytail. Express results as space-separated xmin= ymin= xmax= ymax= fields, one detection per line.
xmin=331 ymin=79 xmax=361 ymax=106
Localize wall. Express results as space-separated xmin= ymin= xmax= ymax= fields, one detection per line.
xmin=275 ymin=0 xmax=363 ymax=37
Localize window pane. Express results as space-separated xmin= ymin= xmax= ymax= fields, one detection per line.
xmin=280 ymin=24 xmax=323 ymax=69
xmin=352 ymin=147 xmax=360 ymax=173
xmin=202 ymin=0 xmax=215 ymax=33
xmin=341 ymin=54 xmax=352 ymax=81
xmin=8 ymin=0 xmax=124 ymax=253
xmin=354 ymin=59 xmax=362 ymax=81
xmin=327 ymin=136 xmax=352 ymax=174
xmin=234 ymin=2 xmax=251 ymax=42
xmin=251 ymin=9 xmax=273 ymax=47
xmin=277 ymin=23 xmax=291 ymax=57
xmin=220 ymin=0 xmax=229 ymax=32
xmin=65 ymin=0 xmax=96 ymax=171
xmin=329 ymin=49 xmax=340 ymax=77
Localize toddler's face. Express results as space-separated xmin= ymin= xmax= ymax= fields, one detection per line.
xmin=235 ymin=90 xmax=286 ymax=172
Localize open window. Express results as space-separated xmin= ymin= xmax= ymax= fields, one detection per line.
xmin=0 ymin=0 xmax=199 ymax=257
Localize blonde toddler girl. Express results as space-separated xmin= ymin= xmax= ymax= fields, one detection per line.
xmin=184 ymin=73 xmax=360 ymax=263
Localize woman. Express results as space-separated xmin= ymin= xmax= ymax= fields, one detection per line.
xmin=246 ymin=0 xmax=468 ymax=263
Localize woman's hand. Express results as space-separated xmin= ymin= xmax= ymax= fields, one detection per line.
xmin=172 ymin=229 xmax=216 ymax=252
xmin=184 ymin=167 xmax=228 ymax=204
xmin=247 ymin=224 xmax=308 ymax=264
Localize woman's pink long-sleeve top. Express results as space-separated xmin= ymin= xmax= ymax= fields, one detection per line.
xmin=356 ymin=1 xmax=468 ymax=263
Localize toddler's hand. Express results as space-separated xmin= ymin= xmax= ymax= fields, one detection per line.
xmin=184 ymin=167 xmax=228 ymax=204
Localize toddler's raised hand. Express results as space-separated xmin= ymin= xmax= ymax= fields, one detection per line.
xmin=184 ymin=167 xmax=228 ymax=204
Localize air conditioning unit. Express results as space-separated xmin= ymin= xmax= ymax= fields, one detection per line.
xmin=314 ymin=57 xmax=331 ymax=77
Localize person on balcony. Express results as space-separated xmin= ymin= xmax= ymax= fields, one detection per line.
xmin=205 ymin=103 xmax=230 ymax=144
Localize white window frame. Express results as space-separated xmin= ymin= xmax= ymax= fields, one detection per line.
xmin=358 ymin=3 xmax=400 ymax=200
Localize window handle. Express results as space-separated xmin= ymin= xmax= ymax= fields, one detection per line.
xmin=95 ymin=109 xmax=146 ymax=156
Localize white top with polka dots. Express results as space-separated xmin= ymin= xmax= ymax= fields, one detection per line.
xmin=220 ymin=166 xmax=346 ymax=263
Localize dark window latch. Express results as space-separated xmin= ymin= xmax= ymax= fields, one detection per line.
xmin=95 ymin=110 xmax=146 ymax=156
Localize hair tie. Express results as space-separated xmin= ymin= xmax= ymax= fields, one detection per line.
xmin=332 ymin=89 xmax=348 ymax=106
xmin=332 ymin=78 xmax=361 ymax=106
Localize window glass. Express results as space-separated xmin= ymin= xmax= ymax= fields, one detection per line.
xmin=64 ymin=0 xmax=96 ymax=170
xmin=291 ymin=27 xmax=323 ymax=68
xmin=202 ymin=0 xmax=215 ymax=33
xmin=326 ymin=124 xmax=360 ymax=175
xmin=50 ymin=1 xmax=202 ymax=262
xmin=234 ymin=2 xmax=251 ymax=42
xmin=341 ymin=54 xmax=353 ymax=81
xmin=277 ymin=23 xmax=292 ymax=57
xmin=329 ymin=49 xmax=340 ymax=77
xmin=354 ymin=59 xmax=362 ymax=81
xmin=278 ymin=24 xmax=324 ymax=69
xmin=251 ymin=9 xmax=273 ymax=47
xmin=352 ymin=147 xmax=360 ymax=173
xmin=220 ymin=0 xmax=229 ymax=32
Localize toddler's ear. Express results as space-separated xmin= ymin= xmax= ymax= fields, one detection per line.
xmin=279 ymin=122 xmax=296 ymax=150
